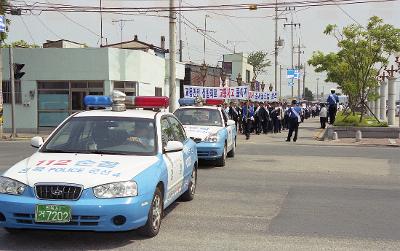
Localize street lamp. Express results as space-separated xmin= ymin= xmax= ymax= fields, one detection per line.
xmin=200 ymin=63 xmax=208 ymax=87
xmin=236 ymin=73 xmax=242 ymax=86
xmin=250 ymin=77 xmax=256 ymax=91
xmin=261 ymin=81 xmax=265 ymax=92
xmin=269 ymin=83 xmax=273 ymax=92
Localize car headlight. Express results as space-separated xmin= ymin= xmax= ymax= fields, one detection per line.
xmin=0 ymin=176 xmax=26 ymax=195
xmin=93 ymin=181 xmax=138 ymax=198
xmin=204 ymin=133 xmax=220 ymax=143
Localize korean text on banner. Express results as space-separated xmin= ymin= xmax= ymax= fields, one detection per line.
xmin=183 ymin=85 xmax=249 ymax=100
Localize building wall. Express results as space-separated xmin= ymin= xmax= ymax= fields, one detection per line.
xmin=1 ymin=48 xmax=184 ymax=132
xmin=223 ymin=53 xmax=254 ymax=84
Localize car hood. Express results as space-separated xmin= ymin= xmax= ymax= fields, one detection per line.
xmin=2 ymin=152 xmax=158 ymax=189
xmin=183 ymin=125 xmax=222 ymax=140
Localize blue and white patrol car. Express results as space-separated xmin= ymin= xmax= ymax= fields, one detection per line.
xmin=174 ymin=99 xmax=237 ymax=167
xmin=0 ymin=91 xmax=198 ymax=237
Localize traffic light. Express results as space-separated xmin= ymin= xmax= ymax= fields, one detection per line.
xmin=13 ymin=63 xmax=25 ymax=80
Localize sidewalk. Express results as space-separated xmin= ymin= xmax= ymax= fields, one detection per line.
xmin=237 ymin=118 xmax=400 ymax=148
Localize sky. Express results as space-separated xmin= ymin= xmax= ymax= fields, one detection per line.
xmin=6 ymin=0 xmax=400 ymax=97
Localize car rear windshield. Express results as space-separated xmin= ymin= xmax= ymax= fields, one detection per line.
xmin=41 ymin=116 xmax=156 ymax=156
xmin=174 ymin=108 xmax=223 ymax=127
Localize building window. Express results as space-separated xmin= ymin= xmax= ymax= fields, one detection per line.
xmin=113 ymin=81 xmax=137 ymax=97
xmin=2 ymin=80 xmax=22 ymax=104
xmin=155 ymin=87 xmax=162 ymax=96
xmin=246 ymin=70 xmax=251 ymax=83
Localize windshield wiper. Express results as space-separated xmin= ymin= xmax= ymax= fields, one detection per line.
xmin=79 ymin=150 xmax=130 ymax=155
xmin=41 ymin=149 xmax=79 ymax=153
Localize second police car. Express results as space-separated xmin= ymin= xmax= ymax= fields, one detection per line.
xmin=174 ymin=98 xmax=237 ymax=167
xmin=0 ymin=91 xmax=198 ymax=237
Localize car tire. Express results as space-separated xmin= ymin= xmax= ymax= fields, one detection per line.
xmin=216 ymin=144 xmax=227 ymax=167
xmin=227 ymin=138 xmax=236 ymax=158
xmin=138 ymin=187 xmax=163 ymax=238
xmin=180 ymin=166 xmax=197 ymax=201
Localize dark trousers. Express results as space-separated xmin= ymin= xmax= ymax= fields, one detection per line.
xmin=328 ymin=105 xmax=337 ymax=124
xmin=274 ymin=119 xmax=281 ymax=133
xmin=243 ymin=119 xmax=253 ymax=139
xmin=320 ymin=117 xmax=327 ymax=129
xmin=286 ymin=118 xmax=299 ymax=142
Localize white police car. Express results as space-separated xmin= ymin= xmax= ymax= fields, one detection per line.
xmin=0 ymin=91 xmax=198 ymax=237
xmin=174 ymin=98 xmax=237 ymax=167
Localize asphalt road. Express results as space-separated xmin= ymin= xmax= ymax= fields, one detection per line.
xmin=0 ymin=123 xmax=400 ymax=250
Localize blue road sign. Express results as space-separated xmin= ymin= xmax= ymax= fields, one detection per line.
xmin=0 ymin=16 xmax=5 ymax=33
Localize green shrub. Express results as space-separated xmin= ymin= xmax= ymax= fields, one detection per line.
xmin=334 ymin=112 xmax=387 ymax=127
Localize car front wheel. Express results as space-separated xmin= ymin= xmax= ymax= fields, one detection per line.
xmin=138 ymin=187 xmax=163 ymax=237
xmin=216 ymin=144 xmax=227 ymax=167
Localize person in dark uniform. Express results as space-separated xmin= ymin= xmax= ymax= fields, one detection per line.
xmin=229 ymin=101 xmax=239 ymax=131
xmin=327 ymin=88 xmax=339 ymax=124
xmin=242 ymin=100 xmax=255 ymax=140
xmin=286 ymin=100 xmax=302 ymax=142
xmin=256 ymin=102 xmax=269 ymax=134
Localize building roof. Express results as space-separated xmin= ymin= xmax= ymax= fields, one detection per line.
xmin=43 ymin=39 xmax=86 ymax=47
xmin=103 ymin=36 xmax=168 ymax=54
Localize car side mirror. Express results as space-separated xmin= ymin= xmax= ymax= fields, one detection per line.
xmin=226 ymin=120 xmax=235 ymax=127
xmin=163 ymin=141 xmax=184 ymax=153
xmin=31 ymin=136 xmax=44 ymax=148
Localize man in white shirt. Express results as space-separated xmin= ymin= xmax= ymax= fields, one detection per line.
xmin=319 ymin=103 xmax=328 ymax=129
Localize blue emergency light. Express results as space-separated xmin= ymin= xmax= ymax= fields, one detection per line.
xmin=84 ymin=95 xmax=112 ymax=108
xmin=179 ymin=98 xmax=195 ymax=106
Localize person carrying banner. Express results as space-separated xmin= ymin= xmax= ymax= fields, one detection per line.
xmin=327 ymin=88 xmax=339 ymax=124
xmin=242 ymin=100 xmax=255 ymax=140
xmin=257 ymin=102 xmax=269 ymax=134
xmin=286 ymin=100 xmax=302 ymax=142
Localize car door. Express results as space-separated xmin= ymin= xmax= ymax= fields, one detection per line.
xmin=160 ymin=116 xmax=185 ymax=203
xmin=221 ymin=109 xmax=234 ymax=150
xmin=167 ymin=116 xmax=194 ymax=181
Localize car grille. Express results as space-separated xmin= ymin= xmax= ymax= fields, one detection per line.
xmin=35 ymin=184 xmax=83 ymax=200
xmin=13 ymin=213 xmax=100 ymax=226
xmin=190 ymin=137 xmax=202 ymax=143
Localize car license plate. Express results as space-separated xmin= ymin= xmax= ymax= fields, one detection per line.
xmin=35 ymin=205 xmax=71 ymax=223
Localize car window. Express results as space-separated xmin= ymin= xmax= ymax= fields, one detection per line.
xmin=168 ymin=116 xmax=186 ymax=143
xmin=174 ymin=108 xmax=223 ymax=127
xmin=161 ymin=117 xmax=174 ymax=148
xmin=43 ymin=117 xmax=156 ymax=155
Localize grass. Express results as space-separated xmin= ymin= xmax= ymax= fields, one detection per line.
xmin=334 ymin=112 xmax=388 ymax=127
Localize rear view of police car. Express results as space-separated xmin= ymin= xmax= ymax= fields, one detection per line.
xmin=0 ymin=91 xmax=198 ymax=237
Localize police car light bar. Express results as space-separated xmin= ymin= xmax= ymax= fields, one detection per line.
xmin=125 ymin=96 xmax=169 ymax=109
xmin=205 ymin=99 xmax=224 ymax=106
xmin=84 ymin=95 xmax=112 ymax=108
xmin=179 ymin=98 xmax=195 ymax=106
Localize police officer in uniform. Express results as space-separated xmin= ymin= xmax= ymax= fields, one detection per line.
xmin=327 ymin=88 xmax=339 ymax=124
xmin=242 ymin=100 xmax=255 ymax=140
xmin=286 ymin=100 xmax=302 ymax=142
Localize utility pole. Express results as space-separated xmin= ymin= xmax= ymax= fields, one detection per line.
xmin=274 ymin=0 xmax=286 ymax=93
xmin=178 ymin=0 xmax=183 ymax=62
xmin=9 ymin=46 xmax=16 ymax=138
xmin=279 ymin=65 xmax=283 ymax=100
xmin=302 ymin=63 xmax=306 ymax=99
xmin=112 ymin=19 xmax=135 ymax=46
xmin=284 ymin=11 xmax=300 ymax=98
xmin=100 ymin=0 xmax=103 ymax=47
xmin=197 ymin=15 xmax=213 ymax=64
xmin=316 ymin=77 xmax=320 ymax=101
xmin=169 ymin=0 xmax=177 ymax=112
xmin=295 ymin=38 xmax=305 ymax=100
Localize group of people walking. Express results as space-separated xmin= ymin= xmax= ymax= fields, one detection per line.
xmin=223 ymin=89 xmax=341 ymax=143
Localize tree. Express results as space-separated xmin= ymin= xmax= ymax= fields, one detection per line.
xmin=304 ymin=87 xmax=314 ymax=101
xmin=308 ymin=16 xmax=400 ymax=122
xmin=0 ymin=0 xmax=10 ymax=41
xmin=1 ymin=40 xmax=40 ymax=48
xmin=247 ymin=51 xmax=271 ymax=79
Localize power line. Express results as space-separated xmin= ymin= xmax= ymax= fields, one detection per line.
xmin=35 ymin=14 xmax=61 ymax=39
xmin=19 ymin=16 xmax=36 ymax=44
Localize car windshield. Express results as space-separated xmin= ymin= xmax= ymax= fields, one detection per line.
xmin=42 ymin=116 xmax=156 ymax=156
xmin=174 ymin=108 xmax=223 ymax=127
